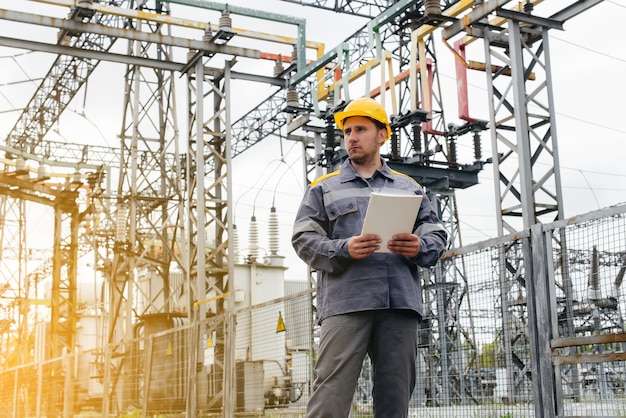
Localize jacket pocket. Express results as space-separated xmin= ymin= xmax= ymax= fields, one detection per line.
xmin=325 ymin=197 xmax=358 ymax=221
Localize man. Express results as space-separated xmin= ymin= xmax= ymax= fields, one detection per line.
xmin=291 ymin=97 xmax=448 ymax=418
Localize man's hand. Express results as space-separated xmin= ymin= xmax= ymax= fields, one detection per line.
xmin=387 ymin=233 xmax=421 ymax=258
xmin=348 ymin=234 xmax=381 ymax=259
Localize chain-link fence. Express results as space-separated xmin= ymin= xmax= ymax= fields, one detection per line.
xmin=1 ymin=204 xmax=624 ymax=417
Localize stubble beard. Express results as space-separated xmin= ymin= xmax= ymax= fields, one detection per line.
xmin=349 ymin=151 xmax=377 ymax=168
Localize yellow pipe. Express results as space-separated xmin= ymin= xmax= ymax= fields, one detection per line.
xmin=27 ymin=299 xmax=52 ymax=306
xmin=414 ymin=0 xmax=475 ymax=40
xmin=381 ymin=50 xmax=398 ymax=115
xmin=25 ymin=0 xmax=324 ymax=49
xmin=441 ymin=35 xmax=535 ymax=79
xmin=194 ymin=291 xmax=231 ymax=307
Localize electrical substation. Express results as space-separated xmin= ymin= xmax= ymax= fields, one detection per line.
xmin=0 ymin=1 xmax=625 ymax=417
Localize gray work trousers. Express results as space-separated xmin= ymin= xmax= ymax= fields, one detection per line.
xmin=306 ymin=310 xmax=420 ymax=418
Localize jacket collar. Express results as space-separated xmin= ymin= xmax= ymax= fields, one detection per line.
xmin=339 ymin=157 xmax=394 ymax=183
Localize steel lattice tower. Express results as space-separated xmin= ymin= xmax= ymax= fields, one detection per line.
xmin=0 ymin=1 xmax=610 ymax=416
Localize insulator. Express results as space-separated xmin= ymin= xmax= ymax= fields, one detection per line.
xmin=448 ymin=138 xmax=457 ymax=164
xmin=523 ymin=0 xmax=534 ymax=13
xmin=248 ymin=215 xmax=259 ymax=263
xmin=273 ymin=60 xmax=285 ymax=78
xmin=75 ymin=0 xmax=96 ymax=18
xmin=231 ymin=224 xmax=240 ymax=264
xmin=268 ymin=207 xmax=280 ymax=256
xmin=286 ymin=87 xmax=299 ymax=108
xmin=115 ymin=204 xmax=129 ymax=243
xmin=219 ymin=10 xmax=232 ymax=32
xmin=15 ymin=157 xmax=25 ymax=172
xmin=412 ymin=124 xmax=422 ymax=153
xmin=291 ymin=47 xmax=297 ymax=62
xmin=424 ymin=0 xmax=441 ymax=15
xmin=37 ymin=163 xmax=46 ymax=180
xmin=587 ymin=246 xmax=603 ymax=301
xmin=615 ymin=254 xmax=626 ymax=289
xmin=202 ymin=28 xmax=213 ymax=43
xmin=94 ymin=201 xmax=102 ymax=231
xmin=390 ymin=132 xmax=400 ymax=160
xmin=587 ymin=247 xmax=600 ymax=292
xmin=325 ymin=118 xmax=336 ymax=150
xmin=473 ymin=131 xmax=482 ymax=161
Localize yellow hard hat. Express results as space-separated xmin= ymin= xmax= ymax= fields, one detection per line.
xmin=333 ymin=97 xmax=391 ymax=141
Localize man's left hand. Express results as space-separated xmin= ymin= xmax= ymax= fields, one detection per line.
xmin=387 ymin=233 xmax=421 ymax=258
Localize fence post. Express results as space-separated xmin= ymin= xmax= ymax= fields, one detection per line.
xmin=36 ymin=362 xmax=43 ymax=417
xmin=63 ymin=349 xmax=74 ymax=418
xmin=528 ymin=224 xmax=558 ymax=417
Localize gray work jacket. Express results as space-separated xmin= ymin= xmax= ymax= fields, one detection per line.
xmin=292 ymin=158 xmax=448 ymax=323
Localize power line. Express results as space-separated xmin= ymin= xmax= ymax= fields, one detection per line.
xmin=560 ymin=165 xmax=626 ymax=179
xmin=607 ymin=0 xmax=626 ymax=9
xmin=554 ymin=112 xmax=626 ymax=135
xmin=551 ymin=35 xmax=626 ymax=64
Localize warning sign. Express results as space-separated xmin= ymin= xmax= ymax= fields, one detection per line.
xmin=276 ymin=311 xmax=286 ymax=333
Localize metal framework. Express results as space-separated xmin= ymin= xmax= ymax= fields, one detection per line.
xmin=0 ymin=0 xmax=610 ymax=416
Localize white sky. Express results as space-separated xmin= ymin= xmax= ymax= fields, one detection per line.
xmin=0 ymin=0 xmax=625 ymax=282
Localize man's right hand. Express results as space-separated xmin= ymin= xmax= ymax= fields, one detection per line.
xmin=347 ymin=234 xmax=382 ymax=259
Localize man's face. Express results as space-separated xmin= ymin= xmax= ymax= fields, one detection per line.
xmin=342 ymin=116 xmax=385 ymax=164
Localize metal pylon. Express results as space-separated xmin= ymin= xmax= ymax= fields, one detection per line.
xmin=482 ymin=11 xmax=566 ymax=404
xmin=5 ymin=0 xmax=133 ymax=154
xmin=184 ymin=55 xmax=235 ymax=416
xmin=103 ymin=3 xmax=184 ymax=414
xmin=484 ymin=16 xmax=565 ymax=234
